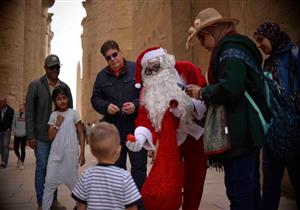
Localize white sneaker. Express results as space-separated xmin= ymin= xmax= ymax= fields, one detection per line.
xmin=16 ymin=159 xmax=21 ymax=169
xmin=19 ymin=162 xmax=24 ymax=170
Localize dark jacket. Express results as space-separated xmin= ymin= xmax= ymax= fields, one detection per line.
xmin=91 ymin=60 xmax=139 ymax=141
xmin=0 ymin=105 xmax=14 ymax=132
xmin=201 ymin=34 xmax=270 ymax=159
xmin=25 ymin=75 xmax=73 ymax=141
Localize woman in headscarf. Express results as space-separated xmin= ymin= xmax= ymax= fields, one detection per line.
xmin=254 ymin=22 xmax=300 ymax=210
xmin=185 ymin=8 xmax=270 ymax=210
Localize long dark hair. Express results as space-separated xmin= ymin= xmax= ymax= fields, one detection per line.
xmin=52 ymin=86 xmax=71 ymax=111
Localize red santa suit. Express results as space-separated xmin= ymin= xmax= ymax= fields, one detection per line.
xmin=127 ymin=47 xmax=207 ymax=210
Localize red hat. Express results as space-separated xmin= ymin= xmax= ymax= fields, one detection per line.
xmin=135 ymin=47 xmax=167 ymax=89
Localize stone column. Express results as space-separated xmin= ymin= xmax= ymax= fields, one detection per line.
xmin=80 ymin=12 xmax=93 ymax=124
xmin=23 ymin=0 xmax=42 ymax=100
xmin=132 ymin=0 xmax=173 ymax=56
xmin=40 ymin=0 xmax=50 ymax=69
xmin=23 ymin=0 xmax=54 ymax=102
xmin=76 ymin=61 xmax=82 ymax=118
xmin=0 ymin=0 xmax=25 ymax=108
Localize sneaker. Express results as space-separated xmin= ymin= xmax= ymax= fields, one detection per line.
xmin=19 ymin=162 xmax=24 ymax=170
xmin=16 ymin=158 xmax=21 ymax=168
xmin=51 ymin=200 xmax=66 ymax=210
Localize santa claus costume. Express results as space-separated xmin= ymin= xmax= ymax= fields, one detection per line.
xmin=126 ymin=47 xmax=207 ymax=210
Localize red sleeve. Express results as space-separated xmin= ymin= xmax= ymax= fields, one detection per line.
xmin=175 ymin=61 xmax=207 ymax=87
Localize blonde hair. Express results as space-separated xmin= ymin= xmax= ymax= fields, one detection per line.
xmin=89 ymin=122 xmax=120 ymax=161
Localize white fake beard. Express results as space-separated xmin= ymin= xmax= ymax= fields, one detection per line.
xmin=141 ymin=67 xmax=193 ymax=131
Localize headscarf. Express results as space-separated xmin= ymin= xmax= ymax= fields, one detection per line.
xmin=254 ymin=22 xmax=291 ymax=81
xmin=202 ymin=22 xmax=237 ymax=84
xmin=202 ymin=22 xmax=236 ymax=44
xmin=254 ymin=22 xmax=291 ymax=54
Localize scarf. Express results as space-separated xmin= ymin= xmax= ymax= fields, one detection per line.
xmin=254 ymin=22 xmax=291 ymax=81
xmin=207 ymin=29 xmax=237 ymax=84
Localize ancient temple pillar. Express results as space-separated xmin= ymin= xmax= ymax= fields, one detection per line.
xmin=23 ymin=0 xmax=41 ymax=99
xmin=76 ymin=61 xmax=82 ymax=118
xmin=23 ymin=0 xmax=53 ymax=100
xmin=0 ymin=0 xmax=25 ymax=108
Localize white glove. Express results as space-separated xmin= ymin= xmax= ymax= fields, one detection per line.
xmin=126 ymin=134 xmax=146 ymax=152
xmin=169 ymin=103 xmax=194 ymax=118
xmin=185 ymin=102 xmax=195 ymax=114
xmin=169 ymin=107 xmax=184 ymax=118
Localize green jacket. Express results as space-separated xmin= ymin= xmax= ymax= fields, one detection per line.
xmin=201 ymin=34 xmax=270 ymax=159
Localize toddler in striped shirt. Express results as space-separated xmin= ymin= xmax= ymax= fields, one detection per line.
xmin=72 ymin=122 xmax=141 ymax=210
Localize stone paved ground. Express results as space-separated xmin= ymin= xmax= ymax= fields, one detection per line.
xmin=0 ymin=146 xmax=297 ymax=210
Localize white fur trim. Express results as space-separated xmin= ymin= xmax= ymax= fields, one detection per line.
xmin=134 ymin=126 xmax=156 ymax=150
xmin=135 ymin=83 xmax=142 ymax=89
xmin=141 ymin=48 xmax=166 ymax=66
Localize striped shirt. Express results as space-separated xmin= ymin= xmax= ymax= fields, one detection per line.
xmin=72 ymin=163 xmax=141 ymax=210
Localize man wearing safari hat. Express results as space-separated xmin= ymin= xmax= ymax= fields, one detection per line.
xmin=185 ymin=8 xmax=270 ymax=210
xmin=26 ymin=54 xmax=73 ymax=210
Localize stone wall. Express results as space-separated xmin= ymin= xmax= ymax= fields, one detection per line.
xmin=0 ymin=0 xmax=54 ymax=109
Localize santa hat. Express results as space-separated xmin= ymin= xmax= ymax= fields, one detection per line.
xmin=135 ymin=47 xmax=167 ymax=89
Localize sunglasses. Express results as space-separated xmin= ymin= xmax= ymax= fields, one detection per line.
xmin=105 ymin=52 xmax=119 ymax=61
xmin=49 ymin=65 xmax=60 ymax=71
xmin=144 ymin=63 xmax=160 ymax=75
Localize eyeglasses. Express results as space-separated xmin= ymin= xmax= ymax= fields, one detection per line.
xmin=144 ymin=63 xmax=160 ymax=75
xmin=105 ymin=52 xmax=119 ymax=61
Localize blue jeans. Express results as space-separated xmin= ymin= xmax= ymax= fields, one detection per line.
xmin=34 ymin=140 xmax=57 ymax=205
xmin=0 ymin=131 xmax=10 ymax=164
xmin=262 ymin=146 xmax=300 ymax=210
xmin=224 ymin=150 xmax=261 ymax=210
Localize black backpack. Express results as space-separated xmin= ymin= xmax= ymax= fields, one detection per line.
xmin=220 ymin=46 xmax=300 ymax=160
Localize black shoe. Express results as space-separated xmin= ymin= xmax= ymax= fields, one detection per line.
xmin=0 ymin=162 xmax=7 ymax=168
xmin=50 ymin=200 xmax=66 ymax=210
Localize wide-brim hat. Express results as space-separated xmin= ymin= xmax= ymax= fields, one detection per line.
xmin=186 ymin=8 xmax=239 ymax=49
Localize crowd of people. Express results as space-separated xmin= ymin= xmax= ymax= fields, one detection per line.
xmin=0 ymin=7 xmax=299 ymax=210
